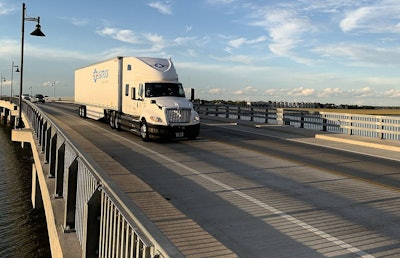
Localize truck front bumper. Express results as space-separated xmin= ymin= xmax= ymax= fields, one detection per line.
xmin=147 ymin=123 xmax=200 ymax=140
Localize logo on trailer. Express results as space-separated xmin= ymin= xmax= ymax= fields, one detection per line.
xmin=93 ymin=69 xmax=109 ymax=83
xmin=154 ymin=63 xmax=165 ymax=69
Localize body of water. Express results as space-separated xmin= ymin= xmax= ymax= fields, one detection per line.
xmin=0 ymin=118 xmax=51 ymax=257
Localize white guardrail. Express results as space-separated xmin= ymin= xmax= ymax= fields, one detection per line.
xmin=195 ymin=104 xmax=400 ymax=141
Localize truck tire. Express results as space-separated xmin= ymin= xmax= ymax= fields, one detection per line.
xmin=79 ymin=106 xmax=86 ymax=118
xmin=140 ymin=119 xmax=149 ymax=141
xmin=114 ymin=114 xmax=121 ymax=130
xmin=109 ymin=111 xmax=115 ymax=129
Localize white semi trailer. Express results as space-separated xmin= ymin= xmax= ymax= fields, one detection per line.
xmin=75 ymin=56 xmax=200 ymax=140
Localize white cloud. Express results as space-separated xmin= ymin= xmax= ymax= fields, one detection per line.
xmin=96 ymin=27 xmax=139 ymax=44
xmin=249 ymin=7 xmax=314 ymax=64
xmin=227 ymin=36 xmax=267 ymax=49
xmin=174 ymin=36 xmax=196 ymax=46
xmin=350 ymin=87 xmax=374 ymax=97
xmin=148 ymin=1 xmax=172 ymax=15
xmin=318 ymin=88 xmax=343 ymax=98
xmin=233 ymin=86 xmax=258 ymax=95
xmin=382 ymin=89 xmax=400 ymax=98
xmin=313 ymin=43 xmax=400 ymax=66
xmin=288 ymin=87 xmax=315 ymax=96
xmin=0 ymin=3 xmax=15 ymax=15
xmin=340 ymin=1 xmax=400 ymax=33
xmin=207 ymin=0 xmax=236 ymax=4
xmin=340 ymin=7 xmax=372 ymax=32
xmin=209 ymin=88 xmax=225 ymax=94
xmin=70 ymin=18 xmax=89 ymax=27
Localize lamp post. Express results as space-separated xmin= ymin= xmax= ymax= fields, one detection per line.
xmin=52 ymin=81 xmax=55 ymax=98
xmin=29 ymin=86 xmax=33 ymax=97
xmin=0 ymin=76 xmax=6 ymax=99
xmin=10 ymin=61 xmax=20 ymax=103
xmin=17 ymin=2 xmax=45 ymax=128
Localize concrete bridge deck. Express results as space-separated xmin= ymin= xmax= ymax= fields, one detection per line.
xmin=5 ymin=101 xmax=400 ymax=257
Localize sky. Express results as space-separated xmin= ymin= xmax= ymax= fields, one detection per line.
xmin=1 ymin=0 xmax=400 ymax=106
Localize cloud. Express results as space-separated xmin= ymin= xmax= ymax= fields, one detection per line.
xmin=340 ymin=1 xmax=400 ymax=33
xmin=96 ymin=27 xmax=139 ymax=44
xmin=148 ymin=1 xmax=172 ymax=15
xmin=288 ymin=87 xmax=315 ymax=96
xmin=382 ymin=89 xmax=400 ymax=98
xmin=233 ymin=86 xmax=258 ymax=95
xmin=313 ymin=43 xmax=400 ymax=66
xmin=209 ymin=88 xmax=225 ymax=94
xmin=318 ymin=88 xmax=343 ymax=98
xmin=249 ymin=6 xmax=314 ymax=64
xmin=0 ymin=3 xmax=15 ymax=15
xmin=69 ymin=17 xmax=89 ymax=27
xmin=350 ymin=87 xmax=374 ymax=97
xmin=207 ymin=0 xmax=236 ymax=4
xmin=227 ymin=36 xmax=267 ymax=49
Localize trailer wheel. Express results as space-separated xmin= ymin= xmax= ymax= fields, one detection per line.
xmin=78 ymin=106 xmax=86 ymax=118
xmin=140 ymin=119 xmax=149 ymax=141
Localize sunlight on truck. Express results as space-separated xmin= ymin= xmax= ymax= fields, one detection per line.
xmin=74 ymin=56 xmax=200 ymax=141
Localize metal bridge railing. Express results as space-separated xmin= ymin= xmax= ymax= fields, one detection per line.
xmin=196 ymin=104 xmax=400 ymax=141
xmin=19 ymin=101 xmax=182 ymax=258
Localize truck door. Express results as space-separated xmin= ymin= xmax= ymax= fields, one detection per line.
xmin=133 ymin=83 xmax=145 ymax=120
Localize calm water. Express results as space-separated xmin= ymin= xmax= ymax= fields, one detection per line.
xmin=0 ymin=119 xmax=51 ymax=257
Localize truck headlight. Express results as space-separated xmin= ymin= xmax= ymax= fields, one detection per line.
xmin=192 ymin=111 xmax=200 ymax=122
xmin=150 ymin=116 xmax=163 ymax=123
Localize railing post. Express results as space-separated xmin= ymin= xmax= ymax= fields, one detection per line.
xmin=250 ymin=107 xmax=254 ymax=122
xmin=300 ymin=112 xmax=304 ymax=128
xmin=322 ymin=115 xmax=327 ymax=131
xmin=49 ymin=133 xmax=57 ymax=178
xmin=83 ymin=189 xmax=101 ymax=257
xmin=237 ymin=106 xmax=241 ymax=120
xmin=378 ymin=117 xmax=384 ymax=139
xmin=45 ymin=126 xmax=51 ymax=164
xmin=55 ymin=143 xmax=65 ymax=198
xmin=63 ymin=157 xmax=78 ymax=232
xmin=226 ymin=106 xmax=229 ymax=118
xmin=348 ymin=116 xmax=353 ymax=135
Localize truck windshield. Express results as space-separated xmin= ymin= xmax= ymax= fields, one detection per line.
xmin=145 ymin=83 xmax=185 ymax=98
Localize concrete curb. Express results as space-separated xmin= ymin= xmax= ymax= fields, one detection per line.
xmin=315 ymin=134 xmax=400 ymax=152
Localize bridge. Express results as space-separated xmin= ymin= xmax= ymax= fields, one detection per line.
xmin=3 ymin=99 xmax=400 ymax=257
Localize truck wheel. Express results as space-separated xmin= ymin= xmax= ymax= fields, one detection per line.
xmin=140 ymin=120 xmax=149 ymax=141
xmin=114 ymin=114 xmax=121 ymax=130
xmin=109 ymin=112 xmax=115 ymax=129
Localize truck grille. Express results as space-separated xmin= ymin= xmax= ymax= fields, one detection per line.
xmin=166 ymin=108 xmax=191 ymax=123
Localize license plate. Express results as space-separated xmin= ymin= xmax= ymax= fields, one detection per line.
xmin=175 ymin=132 xmax=184 ymax=137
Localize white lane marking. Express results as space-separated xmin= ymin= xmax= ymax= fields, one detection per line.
xmin=208 ymin=124 xmax=400 ymax=162
xmin=86 ymin=121 xmax=373 ymax=257
xmin=56 ymin=111 xmax=374 ymax=257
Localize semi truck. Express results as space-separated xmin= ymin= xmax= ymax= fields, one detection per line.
xmin=74 ymin=56 xmax=200 ymax=140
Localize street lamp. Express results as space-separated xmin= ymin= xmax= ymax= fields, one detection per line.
xmin=10 ymin=61 xmax=20 ymax=103
xmin=17 ymin=2 xmax=45 ymax=128
xmin=52 ymin=81 xmax=55 ymax=98
xmin=0 ymin=76 xmax=6 ymax=99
